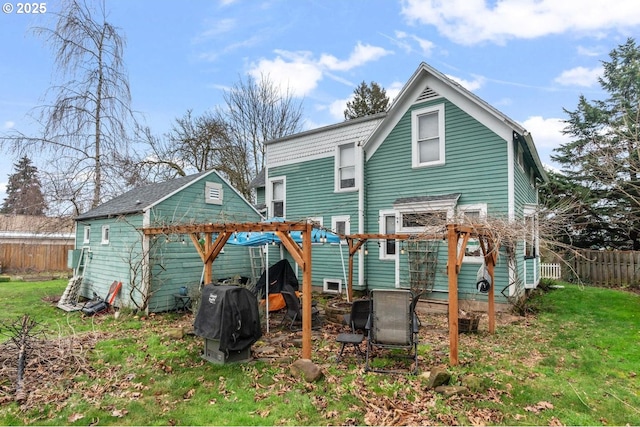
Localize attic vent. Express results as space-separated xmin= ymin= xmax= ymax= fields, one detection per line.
xmin=205 ymin=182 xmax=223 ymax=205
xmin=416 ymin=86 xmax=439 ymax=102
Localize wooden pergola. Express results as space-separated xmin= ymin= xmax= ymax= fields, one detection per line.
xmin=143 ymin=221 xmax=499 ymax=366
xmin=345 ymin=224 xmax=499 ymax=365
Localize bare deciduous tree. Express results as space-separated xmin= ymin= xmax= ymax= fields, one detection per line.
xmin=121 ymin=111 xmax=235 ymax=187
xmin=222 ymin=73 xmax=304 ymax=197
xmin=0 ymin=0 xmax=135 ymax=214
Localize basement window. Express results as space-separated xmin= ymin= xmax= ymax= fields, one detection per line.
xmin=323 ymin=278 xmax=342 ymax=294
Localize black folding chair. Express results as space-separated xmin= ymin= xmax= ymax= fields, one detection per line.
xmin=280 ymin=291 xmax=319 ymax=330
xmin=365 ymin=289 xmax=419 ymax=374
xmin=335 ymin=299 xmax=370 ymax=362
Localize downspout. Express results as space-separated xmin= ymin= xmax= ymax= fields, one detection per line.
xmin=142 ymin=209 xmax=151 ymax=315
xmin=357 ymin=142 xmax=365 ymax=288
xmin=507 ymin=133 xmax=516 ymax=297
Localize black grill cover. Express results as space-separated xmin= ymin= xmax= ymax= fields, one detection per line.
xmin=253 ymin=259 xmax=299 ymax=297
xmin=194 ymin=285 xmax=262 ymax=352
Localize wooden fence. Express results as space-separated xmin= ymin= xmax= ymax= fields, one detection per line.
xmin=0 ymin=242 xmax=73 ymax=273
xmin=567 ymin=249 xmax=640 ymax=287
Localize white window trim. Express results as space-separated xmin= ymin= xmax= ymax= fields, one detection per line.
xmin=331 ymin=215 xmax=350 ymax=244
xmin=396 ymin=199 xmax=456 ymax=233
xmin=267 ymin=176 xmax=286 ymax=218
xmin=379 ymin=210 xmax=397 ymax=260
xmin=335 ymin=143 xmax=358 ymax=193
xmin=83 ymin=226 xmax=91 ymax=244
xmin=101 ymin=225 xmax=110 ymax=245
xmin=457 ymin=203 xmax=488 ymax=264
xmin=323 ymin=278 xmax=342 ymax=294
xmin=524 ymin=204 xmax=538 ymax=259
xmin=412 ymin=104 xmax=445 ymax=168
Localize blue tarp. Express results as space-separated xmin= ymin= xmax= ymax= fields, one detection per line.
xmin=225 ymin=227 xmax=342 ymax=246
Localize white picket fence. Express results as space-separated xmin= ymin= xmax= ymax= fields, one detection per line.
xmin=540 ymin=263 xmax=562 ymax=279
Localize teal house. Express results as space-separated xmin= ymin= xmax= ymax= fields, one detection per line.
xmin=256 ymin=62 xmax=548 ymax=308
xmin=73 ymin=170 xmax=262 ymax=313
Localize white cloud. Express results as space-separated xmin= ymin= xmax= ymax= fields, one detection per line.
xmin=445 ymin=74 xmax=486 ymax=91
xmin=248 ymin=43 xmax=392 ymax=98
xmin=394 ymin=31 xmax=435 ymax=56
xmin=3 ymin=121 xmax=14 ymax=129
xmin=522 ymin=116 xmax=569 ymax=151
xmin=577 ymin=45 xmax=604 ymax=57
xmin=249 ymin=54 xmax=324 ymax=97
xmin=400 ymin=0 xmax=640 ymax=45
xmin=318 ymin=42 xmax=392 ymax=71
xmin=193 ymin=18 xmax=236 ymax=43
xmin=386 ymin=81 xmax=404 ymax=104
xmin=328 ymin=97 xmax=351 ymax=121
xmin=554 ymin=66 xmax=602 ymax=87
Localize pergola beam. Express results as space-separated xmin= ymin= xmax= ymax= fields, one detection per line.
xmin=143 ymin=220 xmax=314 ymax=359
xmin=347 ymin=224 xmax=499 ymax=366
xmin=143 ymin=221 xmax=500 ymax=366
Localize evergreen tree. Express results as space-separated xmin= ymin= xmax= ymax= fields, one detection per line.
xmin=344 ymin=81 xmax=390 ymax=120
xmin=550 ymin=38 xmax=640 ymax=249
xmin=2 ymin=156 xmax=47 ymax=215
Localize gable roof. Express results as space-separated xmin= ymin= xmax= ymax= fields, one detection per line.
xmin=75 ymin=170 xmax=218 ymax=221
xmin=365 ymin=62 xmax=548 ymax=182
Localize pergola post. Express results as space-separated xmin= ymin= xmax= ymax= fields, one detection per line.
xmin=446 ymin=224 xmax=459 ymax=366
xmin=203 ymin=232 xmax=213 ymax=284
xmin=301 ymin=222 xmax=312 ymax=359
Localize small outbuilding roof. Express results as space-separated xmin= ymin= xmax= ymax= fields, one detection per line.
xmin=75 ymin=170 xmax=216 ymax=221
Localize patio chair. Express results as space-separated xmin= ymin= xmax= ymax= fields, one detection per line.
xmin=365 ymin=289 xmax=419 ymax=374
xmin=335 ymin=299 xmax=370 ymax=362
xmin=280 ymin=290 xmax=320 ymax=330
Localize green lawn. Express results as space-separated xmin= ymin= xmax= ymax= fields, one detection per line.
xmin=0 ymin=279 xmax=639 ymax=425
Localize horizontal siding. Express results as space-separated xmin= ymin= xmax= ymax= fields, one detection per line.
xmin=365 ymin=99 xmax=512 ymax=302
xmin=151 ymin=174 xmax=260 ymax=225
xmin=78 ymin=216 xmax=144 ymax=309
xmin=148 ymin=243 xmax=254 ymax=312
xmin=269 ymin=158 xmax=358 ymax=223
xmin=269 ymin=160 xmax=360 ymax=288
xmin=76 ymin=173 xmax=262 ymax=313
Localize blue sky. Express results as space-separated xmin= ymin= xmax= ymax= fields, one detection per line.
xmin=1 ymin=0 xmax=639 ymax=207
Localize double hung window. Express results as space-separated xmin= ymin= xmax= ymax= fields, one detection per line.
xmin=336 ymin=143 xmax=356 ymax=191
xmin=412 ymin=104 xmax=445 ymax=168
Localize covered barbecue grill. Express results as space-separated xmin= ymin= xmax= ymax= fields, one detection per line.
xmin=194 ymin=284 xmax=262 ymax=364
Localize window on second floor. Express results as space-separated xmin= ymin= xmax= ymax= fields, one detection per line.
xmin=83 ymin=226 xmax=91 ymax=243
xmin=412 ymin=104 xmax=445 ymax=168
xmin=336 ymin=143 xmax=356 ymax=191
xmin=269 ymin=177 xmax=286 ymax=218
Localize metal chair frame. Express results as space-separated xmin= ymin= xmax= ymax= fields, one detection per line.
xmin=280 ymin=291 xmax=319 ymax=330
xmin=335 ymin=299 xmax=370 ymax=362
xmin=365 ymin=289 xmax=419 ymax=374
